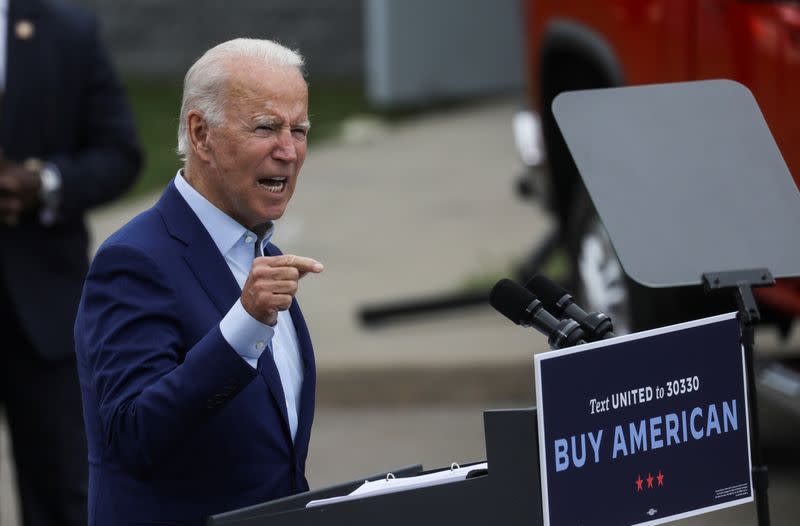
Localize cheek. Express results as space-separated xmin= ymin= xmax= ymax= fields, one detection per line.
xmin=294 ymin=144 xmax=308 ymax=169
xmin=296 ymin=141 xmax=308 ymax=159
xmin=220 ymin=139 xmax=241 ymax=161
xmin=210 ymin=129 xmax=242 ymax=163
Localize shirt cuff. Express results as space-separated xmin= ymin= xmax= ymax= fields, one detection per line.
xmin=219 ymin=299 xmax=274 ymax=369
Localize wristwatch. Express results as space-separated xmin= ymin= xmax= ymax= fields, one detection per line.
xmin=24 ymin=158 xmax=62 ymax=224
xmin=38 ymin=162 xmax=62 ymax=211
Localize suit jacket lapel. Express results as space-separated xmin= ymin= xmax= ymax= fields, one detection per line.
xmin=289 ymin=299 xmax=315 ymax=452
xmin=264 ymin=243 xmax=316 ymax=447
xmin=157 ymin=182 xmax=294 ymax=438
xmin=156 ymin=183 xmax=306 ymax=445
xmin=155 ymin=181 xmax=241 ymax=317
xmin=256 ymin=346 xmax=291 ymax=439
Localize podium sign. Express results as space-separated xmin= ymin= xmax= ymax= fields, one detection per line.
xmin=534 ymin=313 xmax=752 ymax=526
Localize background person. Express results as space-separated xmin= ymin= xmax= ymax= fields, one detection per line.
xmin=0 ymin=1 xmax=141 ymax=525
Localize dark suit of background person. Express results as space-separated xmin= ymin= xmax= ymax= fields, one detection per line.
xmin=0 ymin=0 xmax=142 ymax=525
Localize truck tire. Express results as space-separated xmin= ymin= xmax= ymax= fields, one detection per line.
xmin=567 ymin=192 xmax=734 ymax=333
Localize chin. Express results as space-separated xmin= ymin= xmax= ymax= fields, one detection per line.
xmin=248 ymin=200 xmax=288 ymax=222
xmin=262 ymin=207 xmax=287 ymax=222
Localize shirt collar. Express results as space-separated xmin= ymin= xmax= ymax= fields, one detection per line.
xmin=173 ymin=170 xmax=274 ymax=256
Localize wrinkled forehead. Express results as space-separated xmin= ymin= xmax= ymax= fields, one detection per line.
xmin=224 ymin=59 xmax=308 ymax=113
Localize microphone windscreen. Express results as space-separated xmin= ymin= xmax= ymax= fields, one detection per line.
xmin=525 ymin=274 xmax=567 ymax=311
xmin=490 ymin=279 xmax=535 ymax=324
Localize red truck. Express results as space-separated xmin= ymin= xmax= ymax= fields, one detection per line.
xmin=517 ymin=0 xmax=800 ymax=333
xmin=516 ymin=0 xmax=800 ymax=414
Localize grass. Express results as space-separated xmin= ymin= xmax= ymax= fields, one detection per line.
xmin=307 ymin=79 xmax=372 ymax=143
xmin=123 ymin=77 xmax=183 ymax=200
xmin=121 ymin=77 xmax=374 ymax=200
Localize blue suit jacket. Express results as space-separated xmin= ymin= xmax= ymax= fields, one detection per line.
xmin=74 ymin=181 xmax=316 ymax=525
xmin=1 ymin=0 xmax=141 ymax=360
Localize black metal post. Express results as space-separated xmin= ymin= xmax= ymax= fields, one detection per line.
xmin=357 ymin=230 xmax=560 ymax=327
xmin=703 ymin=269 xmax=775 ymax=526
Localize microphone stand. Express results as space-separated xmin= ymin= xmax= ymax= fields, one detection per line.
xmin=702 ymin=268 xmax=775 ymax=526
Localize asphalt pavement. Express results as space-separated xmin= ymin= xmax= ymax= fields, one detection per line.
xmin=1 ymin=97 xmax=798 ymax=525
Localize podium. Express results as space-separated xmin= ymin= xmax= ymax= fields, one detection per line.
xmin=209 ymin=408 xmax=543 ymax=525
xmin=551 ymin=79 xmax=800 ymax=526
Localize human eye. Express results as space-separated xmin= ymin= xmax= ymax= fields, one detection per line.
xmin=292 ymin=123 xmax=310 ymax=140
xmin=253 ymin=118 xmax=278 ymax=133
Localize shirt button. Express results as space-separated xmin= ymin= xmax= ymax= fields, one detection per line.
xmin=255 ymin=341 xmax=265 ymax=351
xmin=245 ymin=235 xmax=254 ymax=243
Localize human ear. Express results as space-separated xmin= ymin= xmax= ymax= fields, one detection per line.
xmin=188 ymin=110 xmax=212 ymax=161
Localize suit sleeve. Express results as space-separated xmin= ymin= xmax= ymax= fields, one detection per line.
xmin=49 ymin=14 xmax=142 ymax=220
xmin=76 ymin=243 xmax=256 ymax=477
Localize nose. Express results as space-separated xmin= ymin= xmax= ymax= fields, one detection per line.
xmin=272 ymin=130 xmax=298 ymax=162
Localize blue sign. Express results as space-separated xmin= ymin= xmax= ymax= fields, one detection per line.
xmin=534 ymin=313 xmax=752 ymax=526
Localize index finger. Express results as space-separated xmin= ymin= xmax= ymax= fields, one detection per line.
xmin=260 ymin=254 xmax=324 ymax=274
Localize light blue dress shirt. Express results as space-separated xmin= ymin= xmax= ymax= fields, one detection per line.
xmin=174 ymin=171 xmax=303 ymax=440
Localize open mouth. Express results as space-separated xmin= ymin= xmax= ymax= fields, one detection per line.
xmin=258 ymin=177 xmax=287 ymax=193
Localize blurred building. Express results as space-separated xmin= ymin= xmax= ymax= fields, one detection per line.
xmin=73 ymin=0 xmax=364 ymax=80
xmin=74 ymin=0 xmax=523 ymax=107
xmin=364 ymin=0 xmax=524 ymax=107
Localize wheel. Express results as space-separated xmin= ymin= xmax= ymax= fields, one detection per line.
xmin=567 ymin=192 xmax=698 ymax=334
xmin=567 ymin=192 xmax=737 ymax=334
xmin=568 ymin=192 xmax=636 ymax=333
xmin=568 ymin=192 xmax=688 ymax=334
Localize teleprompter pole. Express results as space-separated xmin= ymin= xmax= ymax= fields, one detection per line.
xmin=703 ymin=268 xmax=775 ymax=526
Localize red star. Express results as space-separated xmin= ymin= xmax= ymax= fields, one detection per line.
xmin=646 ymin=473 xmax=654 ymax=489
xmin=635 ymin=475 xmax=644 ymax=492
xmin=657 ymin=471 xmax=664 ymax=487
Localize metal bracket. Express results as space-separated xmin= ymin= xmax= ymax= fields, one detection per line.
xmin=702 ymin=268 xmax=775 ymax=325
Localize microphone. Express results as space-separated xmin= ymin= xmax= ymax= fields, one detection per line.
xmin=525 ymin=274 xmax=616 ymax=341
xmin=489 ymin=279 xmax=586 ymax=349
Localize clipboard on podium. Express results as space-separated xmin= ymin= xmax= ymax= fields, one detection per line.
xmin=208 ymin=408 xmax=544 ymax=526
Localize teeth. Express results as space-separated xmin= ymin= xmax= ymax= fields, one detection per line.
xmin=259 ymin=180 xmax=285 ymax=193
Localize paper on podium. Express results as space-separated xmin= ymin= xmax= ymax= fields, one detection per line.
xmin=306 ymin=462 xmax=488 ymax=508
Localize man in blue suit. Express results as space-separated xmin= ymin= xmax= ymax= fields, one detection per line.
xmin=74 ymin=38 xmax=323 ymax=525
xmin=1 ymin=1 xmax=141 ymax=525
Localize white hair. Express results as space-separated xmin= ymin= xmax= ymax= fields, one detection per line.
xmin=176 ymin=38 xmax=305 ymax=161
